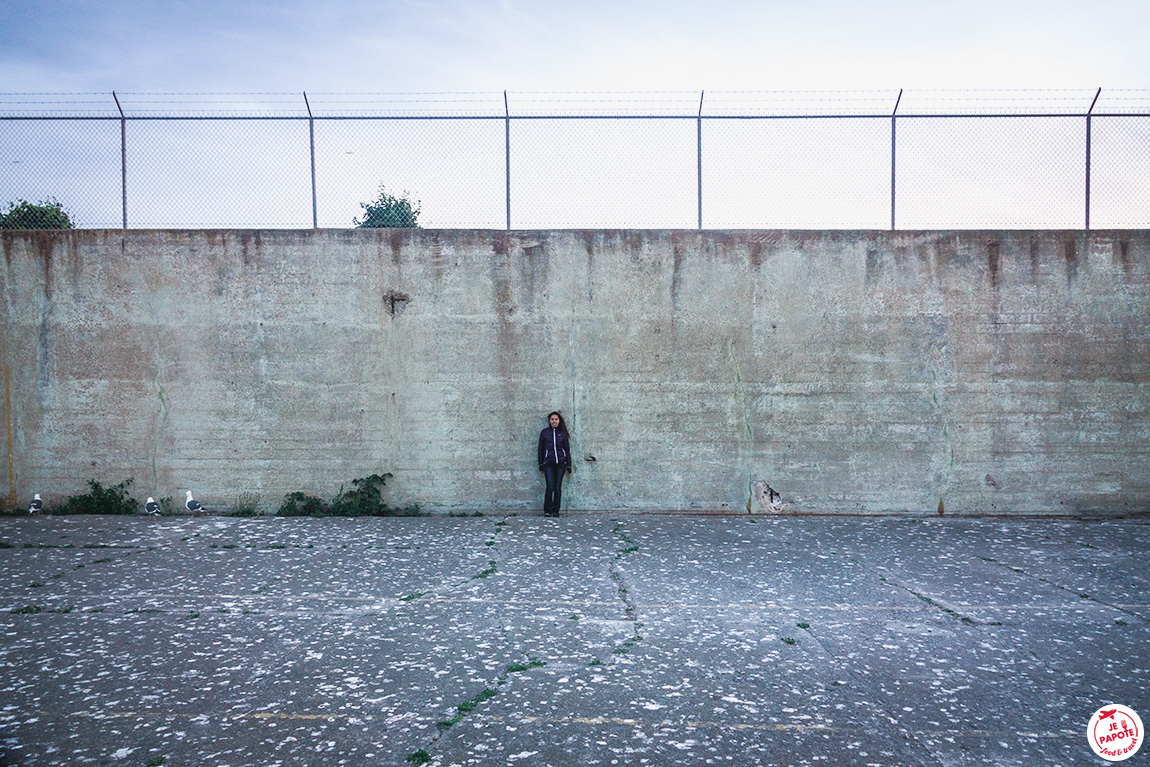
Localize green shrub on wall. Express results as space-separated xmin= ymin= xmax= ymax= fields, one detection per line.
xmin=354 ymin=186 xmax=420 ymax=228
xmin=0 ymin=198 xmax=74 ymax=229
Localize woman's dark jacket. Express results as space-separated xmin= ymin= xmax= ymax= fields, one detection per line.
xmin=538 ymin=427 xmax=572 ymax=470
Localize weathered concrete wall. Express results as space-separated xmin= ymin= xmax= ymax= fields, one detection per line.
xmin=2 ymin=229 xmax=1148 ymax=515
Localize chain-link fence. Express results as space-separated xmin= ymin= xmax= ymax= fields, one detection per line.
xmin=1 ymin=90 xmax=1148 ymax=230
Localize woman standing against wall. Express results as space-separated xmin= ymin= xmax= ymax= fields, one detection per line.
xmin=538 ymin=411 xmax=572 ymax=517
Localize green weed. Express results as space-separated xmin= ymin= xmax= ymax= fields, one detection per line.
xmin=405 ymin=750 xmax=431 ymax=766
xmin=276 ymin=492 xmax=328 ymax=517
xmin=276 ymin=474 xmax=422 ymax=517
xmin=232 ymin=492 xmax=261 ymax=517
xmin=472 ymin=560 xmax=497 ymax=579
xmin=55 ymin=479 xmax=138 ymax=515
xmin=457 ymin=687 xmax=497 ymax=713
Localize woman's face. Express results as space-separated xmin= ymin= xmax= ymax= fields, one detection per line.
xmin=549 ymin=414 xmax=560 ymax=428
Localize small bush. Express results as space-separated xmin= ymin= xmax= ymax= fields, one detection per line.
xmin=0 ymin=197 xmax=74 ymax=229
xmin=276 ymin=492 xmax=330 ymax=517
xmin=232 ymin=492 xmax=262 ymax=517
xmin=355 ymin=186 xmax=420 ymax=228
xmin=329 ymin=474 xmax=393 ymax=516
xmin=55 ymin=480 xmax=138 ymax=515
xmin=276 ymin=474 xmax=421 ymax=517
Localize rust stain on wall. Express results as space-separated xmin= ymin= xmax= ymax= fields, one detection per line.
xmin=987 ymin=240 xmax=1001 ymax=290
xmin=1064 ymin=237 xmax=1079 ymax=285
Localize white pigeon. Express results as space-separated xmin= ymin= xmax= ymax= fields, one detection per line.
xmin=185 ymin=490 xmax=204 ymax=515
xmin=28 ymin=493 xmax=43 ymax=515
xmin=145 ymin=497 xmax=161 ymax=515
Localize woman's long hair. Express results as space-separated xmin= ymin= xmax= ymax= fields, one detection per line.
xmin=547 ymin=411 xmax=569 ymax=436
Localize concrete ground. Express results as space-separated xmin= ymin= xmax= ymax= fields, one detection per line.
xmin=0 ymin=513 xmax=1147 ymax=767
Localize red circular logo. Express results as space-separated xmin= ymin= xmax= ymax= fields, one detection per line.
xmin=1088 ymin=705 xmax=1143 ymax=762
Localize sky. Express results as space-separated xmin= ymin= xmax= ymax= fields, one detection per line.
xmin=2 ymin=1 xmax=1148 ymax=230
xmin=2 ymin=0 xmax=1148 ymax=96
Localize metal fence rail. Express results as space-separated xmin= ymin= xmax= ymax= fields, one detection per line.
xmin=1 ymin=90 xmax=1148 ymax=230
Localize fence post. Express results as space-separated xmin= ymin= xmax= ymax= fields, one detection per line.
xmin=304 ymin=92 xmax=318 ymax=229
xmin=697 ymin=91 xmax=705 ymax=230
xmin=504 ymin=91 xmax=511 ymax=230
xmin=113 ymin=92 xmax=126 ymax=229
xmin=1085 ymin=87 xmax=1101 ymax=230
xmin=890 ymin=89 xmax=902 ymax=231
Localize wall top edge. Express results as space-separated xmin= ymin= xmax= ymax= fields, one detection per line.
xmin=4 ymin=228 xmax=1149 ymax=236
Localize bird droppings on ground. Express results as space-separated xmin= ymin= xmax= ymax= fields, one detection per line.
xmin=0 ymin=514 xmax=1147 ymax=766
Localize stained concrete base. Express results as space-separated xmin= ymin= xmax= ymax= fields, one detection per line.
xmin=1 ymin=514 xmax=1147 ymax=766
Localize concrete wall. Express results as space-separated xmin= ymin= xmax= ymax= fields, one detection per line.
xmin=2 ymin=229 xmax=1148 ymax=515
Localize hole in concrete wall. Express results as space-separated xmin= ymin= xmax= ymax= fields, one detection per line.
xmin=752 ymin=480 xmax=783 ymax=513
xmin=385 ymin=290 xmax=411 ymax=316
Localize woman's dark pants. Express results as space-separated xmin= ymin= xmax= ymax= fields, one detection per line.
xmin=542 ymin=464 xmax=565 ymax=516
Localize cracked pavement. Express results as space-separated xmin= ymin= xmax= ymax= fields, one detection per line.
xmin=1 ymin=514 xmax=1147 ymax=766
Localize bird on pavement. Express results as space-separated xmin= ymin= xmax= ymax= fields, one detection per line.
xmin=145 ymin=497 xmax=161 ymax=515
xmin=185 ymin=491 xmax=204 ymax=515
xmin=28 ymin=493 xmax=43 ymax=515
